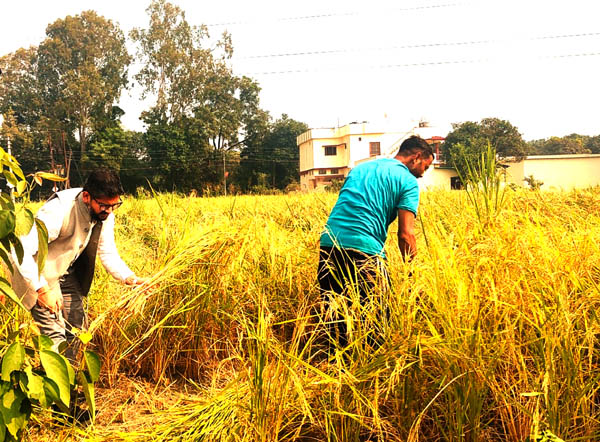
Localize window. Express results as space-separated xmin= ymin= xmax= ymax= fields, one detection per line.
xmin=369 ymin=142 xmax=381 ymax=157
xmin=324 ymin=145 xmax=337 ymax=156
xmin=318 ymin=169 xmax=327 ymax=175
xmin=330 ymin=168 xmax=339 ymax=174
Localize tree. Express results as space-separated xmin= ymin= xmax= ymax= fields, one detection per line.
xmin=0 ymin=47 xmax=42 ymax=127
xmin=527 ymin=135 xmax=592 ymax=155
xmin=586 ymin=135 xmax=600 ymax=154
xmin=239 ymin=114 xmax=308 ymax=190
xmin=131 ymin=0 xmax=268 ymax=192
xmin=1 ymin=49 xmax=72 ymax=192
xmin=130 ymin=0 xmax=232 ymax=123
xmin=443 ymin=118 xmax=527 ymax=177
xmin=142 ymin=116 xmax=198 ymax=190
xmin=84 ymin=124 xmax=132 ymax=172
xmin=37 ymin=11 xmax=131 ymax=156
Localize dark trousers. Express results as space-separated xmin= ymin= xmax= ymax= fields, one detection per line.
xmin=317 ymin=246 xmax=390 ymax=349
xmin=30 ymin=266 xmax=87 ymax=363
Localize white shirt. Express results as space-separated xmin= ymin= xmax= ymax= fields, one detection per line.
xmin=18 ymin=190 xmax=134 ymax=291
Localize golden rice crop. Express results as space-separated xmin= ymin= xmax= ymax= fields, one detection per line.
xmin=5 ymin=187 xmax=600 ymax=441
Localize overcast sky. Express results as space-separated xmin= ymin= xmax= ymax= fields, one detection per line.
xmin=2 ymin=0 xmax=599 ymax=140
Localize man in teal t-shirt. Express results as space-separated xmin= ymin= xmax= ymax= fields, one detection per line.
xmin=318 ymin=135 xmax=433 ymax=347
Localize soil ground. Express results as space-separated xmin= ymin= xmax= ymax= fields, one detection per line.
xmin=25 ymin=375 xmax=201 ymax=441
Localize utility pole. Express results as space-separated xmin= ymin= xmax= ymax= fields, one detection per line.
xmin=223 ymin=151 xmax=227 ymax=197
xmin=62 ymin=131 xmax=71 ymax=189
xmin=7 ymin=136 xmax=12 ymax=201
xmin=0 ymin=114 xmax=14 ymax=201
xmin=49 ymin=133 xmax=58 ymax=193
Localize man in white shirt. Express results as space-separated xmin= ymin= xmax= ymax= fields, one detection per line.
xmin=11 ymin=168 xmax=146 ymax=362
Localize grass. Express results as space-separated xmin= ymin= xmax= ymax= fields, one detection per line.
xmin=4 ymin=187 xmax=600 ymax=441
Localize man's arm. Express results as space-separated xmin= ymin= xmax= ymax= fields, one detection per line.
xmin=16 ymin=199 xmax=65 ymax=312
xmin=397 ymin=209 xmax=417 ymax=261
xmin=97 ymin=215 xmax=146 ymax=285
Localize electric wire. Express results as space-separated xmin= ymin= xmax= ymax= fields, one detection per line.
xmin=206 ymin=2 xmax=468 ymax=27
xmin=244 ymin=51 xmax=600 ymax=75
xmin=240 ymin=32 xmax=600 ymax=60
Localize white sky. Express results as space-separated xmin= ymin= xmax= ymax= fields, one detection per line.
xmin=1 ymin=0 xmax=600 ymax=140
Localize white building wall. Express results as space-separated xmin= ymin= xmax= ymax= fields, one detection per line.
xmin=420 ymin=168 xmax=458 ymax=190
xmin=522 ymin=156 xmax=600 ymax=189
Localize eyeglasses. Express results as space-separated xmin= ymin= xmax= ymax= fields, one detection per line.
xmin=92 ymin=197 xmax=123 ymax=211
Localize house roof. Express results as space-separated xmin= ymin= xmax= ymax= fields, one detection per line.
xmin=525 ymin=153 xmax=600 ymax=160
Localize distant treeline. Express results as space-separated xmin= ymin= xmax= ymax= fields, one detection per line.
xmin=0 ymin=0 xmax=307 ymax=197
xmin=2 ymin=1 xmax=597 ymax=197
xmin=526 ymin=134 xmax=600 ymax=155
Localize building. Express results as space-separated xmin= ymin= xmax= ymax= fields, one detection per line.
xmin=502 ymin=154 xmax=600 ymax=190
xmin=297 ymin=121 xmax=444 ymax=190
xmin=298 ymin=123 xmax=600 ymax=191
xmin=421 ymin=153 xmax=600 ymax=190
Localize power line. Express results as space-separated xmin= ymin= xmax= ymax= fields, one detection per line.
xmin=206 ymin=2 xmax=468 ymax=27
xmin=240 ymin=31 xmax=600 ymax=60
xmin=18 ymin=149 xmax=301 ymax=164
xmin=246 ymin=51 xmax=600 ymax=75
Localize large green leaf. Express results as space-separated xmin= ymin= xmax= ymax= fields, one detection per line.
xmin=15 ymin=207 xmax=34 ymax=238
xmin=15 ymin=180 xmax=27 ymax=198
xmin=0 ymin=247 xmax=13 ymax=274
xmin=33 ymin=335 xmax=54 ymax=352
xmin=77 ymin=371 xmax=95 ymax=421
xmin=0 ymin=237 xmax=10 ymax=254
xmin=9 ymin=234 xmax=24 ymax=265
xmin=2 ymin=170 xmax=18 ymax=187
xmin=34 ymin=172 xmax=67 ymax=182
xmin=42 ymin=377 xmax=63 ymax=410
xmin=0 ymin=154 xmax=25 ymax=181
xmin=1 ymin=342 xmax=25 ymax=382
xmin=59 ymin=354 xmax=75 ymax=386
xmin=20 ymin=368 xmax=47 ymax=407
xmin=39 ymin=350 xmax=70 ymax=408
xmin=84 ymin=350 xmax=101 ymax=383
xmin=0 ymin=210 xmax=16 ymax=240
xmin=0 ymin=388 xmax=27 ymax=437
xmin=0 ymin=380 xmax=10 ymax=396
xmin=79 ymin=331 xmax=93 ymax=345
xmin=35 ymin=219 xmax=48 ymax=277
xmin=0 ymin=194 xmax=15 ymax=211
xmin=9 ymin=161 xmax=25 ymax=181
xmin=0 ymin=277 xmax=25 ymax=310
xmin=0 ymin=411 xmax=5 ymax=441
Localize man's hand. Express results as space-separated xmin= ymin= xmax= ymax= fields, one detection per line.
xmin=397 ymin=209 xmax=417 ymax=261
xmin=37 ymin=286 xmax=63 ymax=313
xmin=398 ymin=232 xmax=417 ymax=261
xmin=124 ymin=275 xmax=149 ymax=286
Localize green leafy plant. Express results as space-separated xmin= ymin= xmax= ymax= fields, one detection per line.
xmin=0 ymin=146 xmax=102 ymax=439
xmin=524 ymin=174 xmax=544 ymax=190
xmin=325 ymin=179 xmax=344 ymax=193
xmin=455 ymin=141 xmax=508 ymax=229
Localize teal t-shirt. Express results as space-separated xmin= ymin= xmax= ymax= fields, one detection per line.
xmin=320 ymin=158 xmax=420 ymax=256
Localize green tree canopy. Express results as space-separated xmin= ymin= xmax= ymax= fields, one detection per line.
xmin=527 ymin=134 xmax=593 ymax=155
xmin=132 ymin=0 xmax=269 ymax=192
xmin=37 ymin=10 xmax=131 ymax=155
xmin=0 ymin=47 xmax=42 ymax=127
xmin=239 ymin=114 xmax=308 ymax=190
xmin=443 ymin=117 xmax=527 ymax=177
xmin=130 ymin=0 xmax=232 ymax=123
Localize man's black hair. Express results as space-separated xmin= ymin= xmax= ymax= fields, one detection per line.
xmin=397 ymin=135 xmax=434 ymax=159
xmin=83 ymin=168 xmax=124 ymax=198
